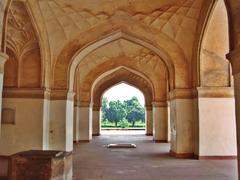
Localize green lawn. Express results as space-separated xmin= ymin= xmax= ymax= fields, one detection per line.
xmin=101 ymin=120 xmax=146 ymax=128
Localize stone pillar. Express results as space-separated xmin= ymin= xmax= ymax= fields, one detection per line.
xmin=42 ymin=90 xmax=50 ymax=150
xmin=48 ymin=90 xmax=74 ymax=152
xmin=92 ymin=105 xmax=100 ymax=136
xmin=169 ymin=89 xmax=194 ymax=157
xmin=227 ymin=49 xmax=240 ymax=179
xmin=0 ymin=53 xmax=8 ymax=134
xmin=234 ymin=72 xmax=240 ymax=180
xmin=73 ymin=105 xmax=79 ymax=142
xmin=152 ymin=101 xmax=168 ymax=142
xmin=167 ymin=101 xmax=171 ymax=142
xmin=145 ymin=105 xmax=153 ymax=136
xmin=77 ymin=101 xmax=92 ymax=141
xmin=193 ymin=87 xmax=237 ymax=158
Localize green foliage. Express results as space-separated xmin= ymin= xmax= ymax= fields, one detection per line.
xmin=101 ymin=96 xmax=145 ymax=128
xmin=106 ymin=100 xmax=127 ymax=126
xmin=119 ymin=119 xmax=129 ymax=128
xmin=124 ymin=96 xmax=145 ymax=127
xmin=101 ymin=97 xmax=108 ymax=121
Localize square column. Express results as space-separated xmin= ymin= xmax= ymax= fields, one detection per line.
xmin=169 ymin=89 xmax=194 ymax=157
xmin=48 ymin=91 xmax=74 ymax=152
xmin=167 ymin=101 xmax=171 ymax=142
xmin=92 ymin=106 xmax=100 ymax=136
xmin=227 ymin=49 xmax=240 ymax=179
xmin=193 ymin=87 xmax=237 ymax=158
xmin=152 ymin=102 xmax=168 ymax=142
xmin=77 ymin=101 xmax=92 ymax=141
xmin=234 ymin=72 xmax=240 ymax=179
xmin=145 ymin=105 xmax=153 ymax=136
xmin=73 ymin=105 xmax=79 ymax=142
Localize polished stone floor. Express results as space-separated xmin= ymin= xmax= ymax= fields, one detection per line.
xmin=73 ymin=131 xmax=237 ymax=180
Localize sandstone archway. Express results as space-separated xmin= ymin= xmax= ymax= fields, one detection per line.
xmin=91 ymin=67 xmax=154 ymax=136
xmin=0 ymin=1 xmax=240 ymax=178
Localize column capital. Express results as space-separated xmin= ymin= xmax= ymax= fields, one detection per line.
xmin=92 ymin=104 xmax=101 ymax=111
xmin=3 ymin=88 xmax=45 ymax=99
xmin=226 ymin=48 xmax=240 ymax=75
xmin=76 ymin=101 xmax=92 ymax=107
xmin=196 ymin=87 xmax=234 ymax=98
xmin=152 ymin=101 xmax=167 ymax=107
xmin=145 ymin=105 xmax=153 ymax=111
xmin=0 ymin=52 xmax=8 ymax=73
xmin=46 ymin=89 xmax=75 ymax=100
xmin=169 ymin=88 xmax=193 ymax=100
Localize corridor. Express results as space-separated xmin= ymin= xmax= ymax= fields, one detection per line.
xmin=73 ymin=132 xmax=237 ymax=180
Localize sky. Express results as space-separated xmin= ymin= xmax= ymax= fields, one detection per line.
xmin=103 ymin=83 xmax=145 ymax=106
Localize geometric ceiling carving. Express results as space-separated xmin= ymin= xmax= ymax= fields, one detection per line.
xmin=77 ymin=39 xmax=168 ymax=102
xmin=38 ymin=0 xmax=203 ymax=61
xmin=78 ymin=39 xmax=167 ymax=83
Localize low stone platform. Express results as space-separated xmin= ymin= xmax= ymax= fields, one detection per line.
xmin=9 ymin=150 xmax=72 ymax=180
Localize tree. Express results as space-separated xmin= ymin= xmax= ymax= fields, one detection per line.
xmin=106 ymin=100 xmax=127 ymax=127
xmin=101 ymin=97 xmax=108 ymax=121
xmin=124 ymin=96 xmax=145 ymax=127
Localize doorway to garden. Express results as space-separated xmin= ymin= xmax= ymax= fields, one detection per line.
xmin=100 ymin=83 xmax=147 ymax=135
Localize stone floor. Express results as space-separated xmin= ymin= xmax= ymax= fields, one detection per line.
xmin=73 ymin=131 xmax=238 ymax=180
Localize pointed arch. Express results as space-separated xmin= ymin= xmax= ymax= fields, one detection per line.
xmin=68 ymin=31 xmax=175 ymax=92
xmin=53 ymin=29 xmax=190 ymax=92
xmin=91 ymin=67 xmax=155 ymax=107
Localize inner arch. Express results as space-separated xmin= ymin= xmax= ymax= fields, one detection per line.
xmin=100 ymin=82 xmax=146 ymax=135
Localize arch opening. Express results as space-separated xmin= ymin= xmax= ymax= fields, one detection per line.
xmin=100 ymin=83 xmax=146 ymax=135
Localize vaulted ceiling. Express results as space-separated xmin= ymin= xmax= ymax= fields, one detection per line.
xmin=1 ymin=0 xmax=234 ymax=93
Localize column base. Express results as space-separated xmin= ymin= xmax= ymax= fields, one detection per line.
xmin=0 ymin=155 xmax=9 ymax=179
xmin=154 ymin=140 xmax=168 ymax=143
xmin=194 ymin=154 xmax=237 ymax=160
xmin=146 ymin=133 xmax=153 ymax=136
xmin=170 ymin=150 xmax=194 ymax=158
xmin=92 ymin=133 xmax=100 ymax=136
xmin=73 ymin=140 xmax=90 ymax=143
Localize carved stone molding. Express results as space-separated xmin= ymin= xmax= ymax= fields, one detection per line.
xmin=169 ymin=88 xmax=193 ymax=100
xmin=152 ymin=101 xmax=167 ymax=107
xmin=75 ymin=101 xmax=92 ymax=108
xmin=47 ymin=89 xmax=72 ymax=100
xmin=92 ymin=105 xmax=101 ymax=111
xmin=197 ymin=87 xmax=234 ymax=98
xmin=145 ymin=105 xmax=153 ymax=111
xmin=3 ymin=88 xmax=44 ymax=99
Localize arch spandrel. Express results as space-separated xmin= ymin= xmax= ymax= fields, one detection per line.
xmin=200 ymin=0 xmax=231 ymax=87
xmin=192 ymin=0 xmax=232 ymax=88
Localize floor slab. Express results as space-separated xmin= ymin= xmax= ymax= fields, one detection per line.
xmin=73 ymin=131 xmax=237 ymax=180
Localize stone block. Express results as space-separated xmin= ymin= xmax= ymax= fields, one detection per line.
xmin=9 ymin=150 xmax=72 ymax=180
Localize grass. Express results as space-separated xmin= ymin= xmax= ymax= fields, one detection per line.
xmin=101 ymin=120 xmax=146 ymax=128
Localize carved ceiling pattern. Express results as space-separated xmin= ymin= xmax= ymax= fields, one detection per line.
xmin=78 ymin=39 xmax=166 ymax=82
xmin=37 ymin=0 xmax=203 ymax=61
xmin=76 ymin=39 xmax=167 ymax=102
xmin=6 ymin=1 xmax=38 ymax=58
